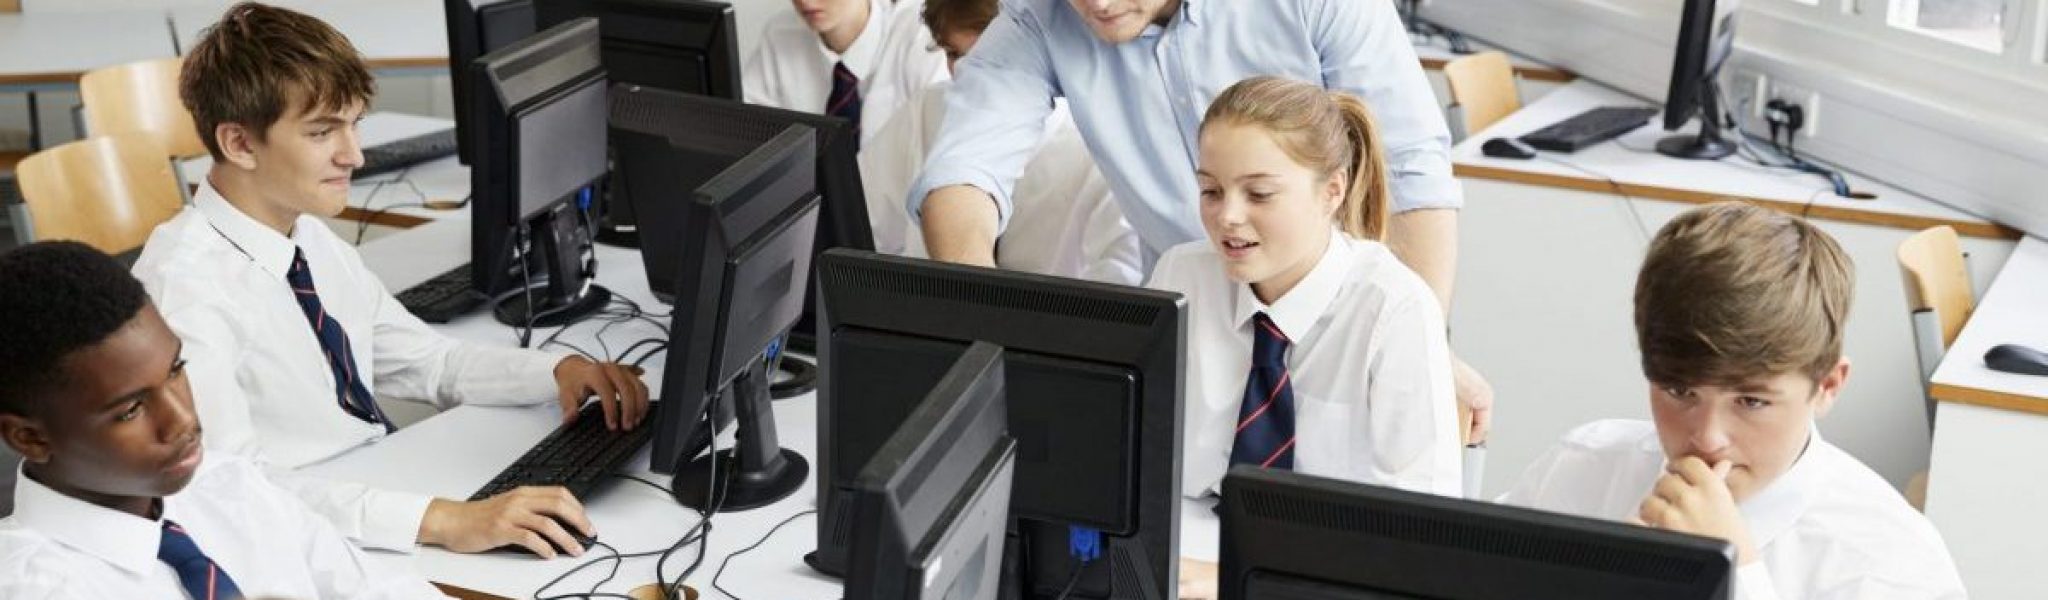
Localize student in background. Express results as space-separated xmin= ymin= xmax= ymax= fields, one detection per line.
xmin=131 ymin=3 xmax=644 ymax=559
xmin=1500 ymin=202 xmax=1966 ymax=599
xmin=744 ymin=0 xmax=947 ymax=149
xmin=859 ymin=0 xmax=1143 ymax=285
xmin=1150 ymin=76 xmax=1461 ymax=498
xmin=0 ymin=241 xmax=449 ymax=599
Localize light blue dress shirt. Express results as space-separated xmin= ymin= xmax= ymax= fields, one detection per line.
xmin=908 ymin=0 xmax=1462 ymax=261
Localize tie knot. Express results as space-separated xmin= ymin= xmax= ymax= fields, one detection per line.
xmin=158 ymin=519 xmax=202 ymax=563
xmin=1252 ymin=313 xmax=1289 ymax=366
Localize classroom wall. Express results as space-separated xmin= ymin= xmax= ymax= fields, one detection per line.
xmin=1453 ymin=179 xmax=2017 ymax=497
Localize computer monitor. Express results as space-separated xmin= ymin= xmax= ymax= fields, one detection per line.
xmin=1220 ymin=467 xmax=1734 ymax=600
xmin=468 ymin=17 xmax=614 ymax=327
xmin=444 ymin=0 xmax=535 ymax=166
xmin=814 ymin=249 xmax=1187 ymax=600
xmin=1658 ymin=0 xmax=1741 ymax=160
xmin=645 ymin=124 xmax=820 ymax=513
xmin=534 ymin=0 xmax=744 ymax=247
xmin=846 ymin=341 xmax=1017 ymax=600
xmin=607 ymin=84 xmax=871 ymax=329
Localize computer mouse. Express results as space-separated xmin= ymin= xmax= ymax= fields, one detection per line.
xmin=1481 ymin=137 xmax=1537 ymax=160
xmin=494 ymin=517 xmax=599 ymax=557
xmin=1984 ymin=344 xmax=2048 ymax=376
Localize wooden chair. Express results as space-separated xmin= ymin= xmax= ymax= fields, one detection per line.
xmin=79 ymin=58 xmax=208 ymax=160
xmin=1896 ymin=225 xmax=1976 ymax=511
xmin=1441 ymin=51 xmax=1521 ymax=140
xmin=14 ymin=134 xmax=184 ymax=255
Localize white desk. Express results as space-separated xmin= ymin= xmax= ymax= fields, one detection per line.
xmin=169 ymin=0 xmax=447 ymax=72
xmin=1455 ymin=79 xmax=2013 ymax=239
xmin=180 ymin=111 xmax=468 ymax=226
xmin=0 ymin=10 xmax=176 ymax=91
xmin=1924 ymin=234 xmax=2048 ymax=599
xmin=339 ymin=221 xmax=1223 ymax=598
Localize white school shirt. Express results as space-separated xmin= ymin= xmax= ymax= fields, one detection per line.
xmin=742 ymin=0 xmax=946 ymax=148
xmin=1146 ymin=232 xmax=1460 ymax=499
xmin=130 ymin=180 xmax=569 ymax=551
xmin=1500 ymin=419 xmax=1968 ymax=600
xmin=860 ymin=80 xmax=1145 ymax=285
xmin=0 ymin=455 xmax=449 ymax=599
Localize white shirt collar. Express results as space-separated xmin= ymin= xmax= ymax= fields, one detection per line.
xmin=1232 ymin=230 xmax=1356 ymax=343
xmin=818 ymin=0 xmax=889 ymax=80
xmin=1734 ymin=422 xmax=1826 ymax=550
xmin=192 ymin=178 xmax=308 ymax=280
xmin=10 ymin=464 xmax=164 ymax=576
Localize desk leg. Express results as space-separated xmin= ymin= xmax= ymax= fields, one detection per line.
xmin=25 ymin=91 xmax=41 ymax=151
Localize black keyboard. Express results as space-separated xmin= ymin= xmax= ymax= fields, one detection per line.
xmin=355 ymin=128 xmax=458 ymax=180
xmin=395 ymin=264 xmax=483 ymax=323
xmin=1518 ymin=106 xmax=1660 ymax=153
xmin=470 ymin=402 xmax=656 ymax=501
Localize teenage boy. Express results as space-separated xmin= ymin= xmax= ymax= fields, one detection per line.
xmin=132 ymin=3 xmax=644 ymax=558
xmin=745 ymin=0 xmax=947 ymax=148
xmin=1501 ymin=202 xmax=1967 ymax=599
xmin=0 ymin=241 xmax=449 ymax=599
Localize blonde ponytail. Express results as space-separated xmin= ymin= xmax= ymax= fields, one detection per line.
xmin=1201 ymin=76 xmax=1392 ymax=240
xmin=1329 ymin=92 xmax=1390 ymax=241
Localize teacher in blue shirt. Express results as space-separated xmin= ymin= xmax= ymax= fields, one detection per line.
xmin=907 ymin=0 xmax=1495 ymax=443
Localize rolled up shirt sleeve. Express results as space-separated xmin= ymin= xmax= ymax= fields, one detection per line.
xmin=1311 ymin=0 xmax=1463 ymax=212
xmin=905 ymin=0 xmax=1059 ymax=234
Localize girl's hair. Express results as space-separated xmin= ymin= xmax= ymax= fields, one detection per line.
xmin=1200 ymin=76 xmax=1391 ymax=240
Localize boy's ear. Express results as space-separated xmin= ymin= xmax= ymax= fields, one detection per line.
xmin=0 ymin=413 xmax=54 ymax=464
xmin=216 ymin=122 xmax=261 ymax=171
xmin=1811 ymin=357 xmax=1851 ymax=418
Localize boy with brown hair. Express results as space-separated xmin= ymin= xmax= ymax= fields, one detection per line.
xmin=1500 ymin=201 xmax=1965 ymax=599
xmin=131 ymin=2 xmax=647 ymax=558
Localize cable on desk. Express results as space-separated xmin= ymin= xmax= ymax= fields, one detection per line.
xmin=657 ymin=405 xmax=730 ymax=600
xmin=710 ymin=509 xmax=818 ymax=600
xmin=353 ymin=167 xmax=426 ymax=245
xmin=1532 ymin=155 xmax=1654 ymax=246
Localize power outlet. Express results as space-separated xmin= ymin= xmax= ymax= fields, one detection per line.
xmin=1763 ymin=80 xmax=1822 ymax=139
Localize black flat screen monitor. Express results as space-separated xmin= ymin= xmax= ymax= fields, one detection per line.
xmin=645 ymin=125 xmax=819 ymax=513
xmin=1658 ymin=0 xmax=1741 ymax=159
xmin=815 ymin=249 xmax=1186 ymax=600
xmin=846 ymin=341 xmax=1016 ymax=600
xmin=607 ymin=85 xmax=870 ymax=322
xmin=1220 ymin=467 xmax=1734 ymax=600
xmin=535 ymin=0 xmax=745 ymax=246
xmin=445 ymin=0 xmax=536 ymax=165
xmin=468 ymin=18 xmax=613 ymax=326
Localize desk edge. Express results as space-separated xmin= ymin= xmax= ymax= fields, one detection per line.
xmin=1454 ymin=163 xmax=2023 ymax=240
xmin=1931 ymin=382 xmax=2048 ymax=416
xmin=1420 ymin=57 xmax=1576 ymax=83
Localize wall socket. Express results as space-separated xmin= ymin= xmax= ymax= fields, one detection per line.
xmin=1732 ymin=70 xmax=1823 ymax=139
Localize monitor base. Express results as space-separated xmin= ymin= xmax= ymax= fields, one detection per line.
xmin=493 ymin=284 xmax=612 ymax=328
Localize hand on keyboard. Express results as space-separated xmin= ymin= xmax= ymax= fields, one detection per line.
xmin=421 ymin=486 xmax=594 ymax=559
xmin=553 ymin=357 xmax=651 ymax=431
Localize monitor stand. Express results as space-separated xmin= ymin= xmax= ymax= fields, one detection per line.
xmin=494 ymin=204 xmax=612 ymax=328
xmin=1656 ymin=78 xmax=1738 ymax=160
xmin=671 ymin=357 xmax=809 ymax=512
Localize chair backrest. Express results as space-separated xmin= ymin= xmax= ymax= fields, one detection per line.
xmin=15 ymin=134 xmax=184 ymax=255
xmin=1898 ymin=226 xmax=1976 ymax=348
xmin=80 ymin=57 xmax=208 ymax=160
xmin=1442 ymin=51 xmax=1520 ymax=136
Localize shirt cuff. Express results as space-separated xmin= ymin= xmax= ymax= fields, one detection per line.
xmin=1733 ymin=560 xmax=1780 ymax=600
xmin=1386 ymin=156 xmax=1465 ymax=213
xmin=361 ymin=488 xmax=436 ymax=553
xmin=907 ymin=166 xmax=1015 ymax=235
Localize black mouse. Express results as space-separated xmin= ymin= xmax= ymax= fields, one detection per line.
xmin=1481 ymin=137 xmax=1537 ymax=159
xmin=494 ymin=518 xmax=599 ymax=557
xmin=1985 ymin=344 xmax=2048 ymax=376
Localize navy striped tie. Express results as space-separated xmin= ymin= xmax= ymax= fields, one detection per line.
xmin=827 ymin=61 xmax=862 ymax=150
xmin=285 ymin=248 xmax=392 ymax=432
xmin=1231 ymin=312 xmax=1295 ymax=470
xmin=159 ymin=520 xmax=245 ymax=600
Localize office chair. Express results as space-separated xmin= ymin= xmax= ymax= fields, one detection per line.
xmin=15 ymin=134 xmax=184 ymax=256
xmin=80 ymin=57 xmax=207 ymax=200
xmin=1897 ymin=225 xmax=1975 ymax=511
xmin=1442 ymin=51 xmax=1521 ymax=142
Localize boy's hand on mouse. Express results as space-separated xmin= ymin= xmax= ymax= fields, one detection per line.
xmin=420 ymin=486 xmax=594 ymax=558
xmin=1637 ymin=457 xmax=1757 ymax=565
